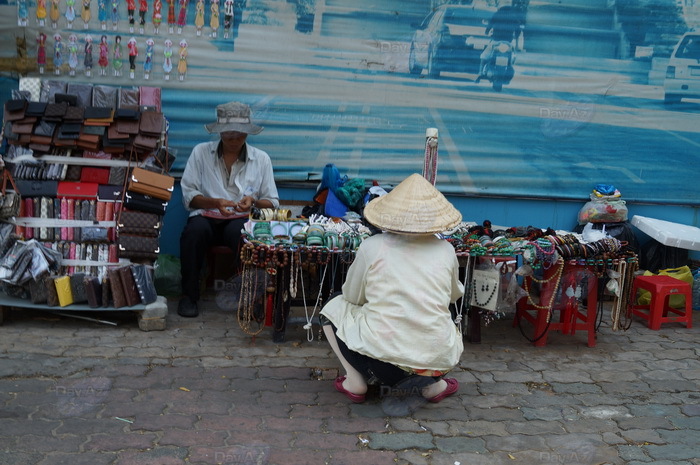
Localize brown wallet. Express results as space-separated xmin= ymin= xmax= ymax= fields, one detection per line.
xmin=119 ymin=265 xmax=141 ymax=307
xmin=108 ymin=267 xmax=127 ymax=308
xmin=127 ymin=167 xmax=174 ymax=201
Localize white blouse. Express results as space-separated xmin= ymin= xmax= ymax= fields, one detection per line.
xmin=321 ymin=233 xmax=464 ymax=372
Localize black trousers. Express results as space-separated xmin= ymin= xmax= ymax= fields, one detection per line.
xmin=179 ymin=215 xmax=247 ymax=302
xmin=325 ymin=321 xmax=440 ymax=388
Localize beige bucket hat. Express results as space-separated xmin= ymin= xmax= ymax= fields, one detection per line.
xmin=204 ymin=101 xmax=263 ymax=135
xmin=363 ymin=173 xmax=462 ymax=235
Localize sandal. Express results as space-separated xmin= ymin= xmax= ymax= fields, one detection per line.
xmin=426 ymin=378 xmax=459 ymax=403
xmin=334 ymin=376 xmax=366 ymax=403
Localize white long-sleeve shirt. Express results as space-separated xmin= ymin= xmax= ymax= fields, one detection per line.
xmin=180 ymin=141 xmax=280 ymax=217
xmin=321 ymin=233 xmax=464 ymax=372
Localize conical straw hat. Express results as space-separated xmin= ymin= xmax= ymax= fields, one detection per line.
xmin=364 ymin=174 xmax=462 ymax=235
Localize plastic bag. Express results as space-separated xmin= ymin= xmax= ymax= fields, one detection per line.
xmin=153 ymin=254 xmax=182 ymax=297
xmin=578 ymin=194 xmax=628 ymax=224
xmin=637 ymin=265 xmax=693 ymax=308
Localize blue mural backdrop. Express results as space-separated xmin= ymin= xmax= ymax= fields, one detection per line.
xmin=3 ymin=0 xmax=700 ymax=205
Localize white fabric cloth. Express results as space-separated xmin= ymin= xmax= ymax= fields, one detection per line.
xmin=180 ymin=141 xmax=279 ymax=217
xmin=321 ymin=233 xmax=464 ymax=372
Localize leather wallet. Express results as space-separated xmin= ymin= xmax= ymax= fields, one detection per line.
xmin=65 ymin=165 xmax=83 ymax=182
xmin=63 ymin=106 xmax=85 ymax=122
xmin=131 ymin=264 xmax=158 ymax=304
xmin=101 ymin=276 xmax=111 ymax=307
xmin=119 ymin=265 xmax=141 ymax=307
xmin=57 ymin=181 xmax=99 ymax=199
xmin=16 ymin=180 xmax=59 ymax=198
xmin=4 ymin=99 xmax=27 ymax=121
xmin=138 ymin=110 xmax=164 ymax=136
xmin=54 ymin=93 xmax=78 ymax=106
xmin=92 ymin=85 xmax=118 ymax=109
xmin=44 ymin=274 xmax=60 ymax=306
xmin=139 ymin=86 xmax=162 ymax=111
xmin=66 ymin=82 xmax=94 ymax=108
xmin=54 ymin=275 xmax=75 ymax=307
xmin=98 ymin=184 xmax=124 ymax=201
xmin=25 ymin=101 xmax=47 ymax=117
xmin=116 ymin=118 xmax=140 ymax=135
xmin=70 ymin=273 xmax=88 ymax=304
xmin=118 ymin=88 xmax=140 ymax=108
xmin=108 ymin=267 xmax=127 ymax=308
xmin=81 ymin=167 xmax=111 ymax=185
xmin=84 ymin=106 xmax=113 ymax=119
xmin=85 ymin=276 xmax=102 ymax=308
xmin=117 ymin=210 xmax=161 ymax=236
xmin=44 ymin=102 xmax=69 ymax=121
xmin=117 ymin=234 xmax=160 ymax=257
xmin=29 ymin=276 xmax=48 ymax=304
xmin=124 ymin=191 xmax=168 ymax=215
xmin=127 ymin=167 xmax=174 ymax=201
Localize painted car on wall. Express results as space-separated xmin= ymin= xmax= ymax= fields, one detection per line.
xmin=664 ymin=31 xmax=700 ymax=104
xmin=408 ymin=3 xmax=497 ymax=78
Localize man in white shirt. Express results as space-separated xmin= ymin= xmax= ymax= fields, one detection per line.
xmin=178 ymin=101 xmax=279 ymax=317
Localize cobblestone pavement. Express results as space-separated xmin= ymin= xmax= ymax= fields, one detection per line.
xmin=0 ymin=293 xmax=699 ymax=465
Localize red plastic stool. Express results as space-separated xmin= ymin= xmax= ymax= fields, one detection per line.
xmin=630 ymin=275 xmax=693 ymax=330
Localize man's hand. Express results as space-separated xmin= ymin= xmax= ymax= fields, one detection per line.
xmin=216 ymin=198 xmax=238 ymax=216
xmin=236 ymin=195 xmax=255 ymax=212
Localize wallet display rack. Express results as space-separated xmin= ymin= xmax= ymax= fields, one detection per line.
xmin=0 ymin=79 xmax=170 ymax=316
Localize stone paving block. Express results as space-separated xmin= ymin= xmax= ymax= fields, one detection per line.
xmin=627 ymin=403 xmax=682 ymax=417
xmin=550 ymin=382 xmax=601 ymax=394
xmin=113 ymin=452 xmax=187 ymax=465
xmin=466 ymin=406 xmax=525 ymax=422
xmin=329 ymin=449 xmax=397 ymax=465
xmin=434 ymin=436 xmax=487 ymax=453
xmin=506 ymin=419 xmax=565 ymax=435
xmin=326 ymin=416 xmax=388 ymax=434
xmin=602 ymin=431 xmax=627 ymax=445
xmin=395 ymin=449 xmax=430 ymax=465
xmin=617 ymin=444 xmax=651 ymax=462
xmin=645 ymin=444 xmax=700 ymax=461
xmin=37 ymin=452 xmax=116 ymax=465
xmin=562 ymin=418 xmax=618 ymax=434
xmin=670 ymin=415 xmax=700 ymax=430
xmin=83 ymin=432 xmax=158 ymax=452
xmin=188 ymin=445 xmax=272 ymax=465
xmin=621 ymin=429 xmax=665 ymax=445
xmin=158 ymin=429 xmax=228 ymax=447
xmin=616 ymin=416 xmax=674 ymax=431
xmin=262 ymin=416 xmax=323 ymax=433
xmin=295 ymin=432 xmax=361 ymax=450
xmin=131 ymin=413 xmax=199 ymax=431
xmin=483 ymin=433 xmax=548 ymax=452
xmin=367 ymin=432 xmax=434 ymax=451
xmin=449 ymin=419 xmax=509 ymax=437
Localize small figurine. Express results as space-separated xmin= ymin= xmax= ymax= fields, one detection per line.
xmin=82 ymin=0 xmax=91 ymax=29
xmin=37 ymin=0 xmax=47 ymax=26
xmin=223 ymin=0 xmax=232 ymax=39
xmin=162 ymin=38 xmax=172 ymax=80
xmin=194 ymin=0 xmax=204 ymax=36
xmin=84 ymin=34 xmax=93 ymax=76
xmin=68 ymin=33 xmax=79 ymax=76
xmin=177 ymin=0 xmax=188 ymax=33
xmin=112 ymin=34 xmax=123 ymax=76
xmin=53 ymin=33 xmax=63 ymax=75
xmin=18 ymin=0 xmax=29 ymax=26
xmin=50 ymin=0 xmax=60 ymax=28
xmin=37 ymin=32 xmax=48 ymax=74
xmin=127 ymin=0 xmax=136 ymax=32
xmin=98 ymin=0 xmax=107 ymax=29
xmin=127 ymin=37 xmax=138 ymax=79
xmin=143 ymin=37 xmax=154 ymax=79
xmin=98 ymin=34 xmax=109 ymax=75
xmin=65 ymin=0 xmax=76 ymax=28
xmin=167 ymin=0 xmax=176 ymax=33
xmin=177 ymin=38 xmax=187 ymax=81
xmin=138 ymin=0 xmax=148 ymax=34
xmin=152 ymin=0 xmax=162 ymax=34
xmin=210 ymin=0 xmax=220 ymax=38
xmin=110 ymin=0 xmax=120 ymax=30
